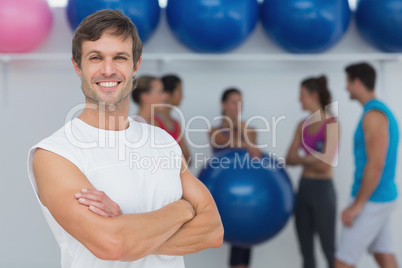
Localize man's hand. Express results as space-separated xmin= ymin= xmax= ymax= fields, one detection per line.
xmin=341 ymin=203 xmax=363 ymax=227
xmin=177 ymin=199 xmax=196 ymax=222
xmin=152 ymin=156 xmax=223 ymax=255
xmin=75 ymin=188 xmax=122 ymax=217
xmin=75 ymin=189 xmax=196 ymax=222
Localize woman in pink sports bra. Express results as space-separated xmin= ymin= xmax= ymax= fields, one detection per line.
xmin=286 ymin=76 xmax=339 ymax=268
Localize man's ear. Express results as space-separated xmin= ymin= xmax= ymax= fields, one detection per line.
xmin=354 ymin=78 xmax=364 ymax=89
xmin=350 ymin=76 xmax=358 ymax=84
xmin=71 ymin=57 xmax=82 ymax=78
xmin=132 ymin=56 xmax=142 ymax=77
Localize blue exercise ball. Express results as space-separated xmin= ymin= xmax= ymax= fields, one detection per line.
xmin=66 ymin=0 xmax=160 ymax=43
xmin=356 ymin=0 xmax=402 ymax=52
xmin=199 ymin=149 xmax=294 ymax=247
xmin=166 ymin=0 xmax=259 ymax=53
xmin=261 ymin=0 xmax=352 ymax=53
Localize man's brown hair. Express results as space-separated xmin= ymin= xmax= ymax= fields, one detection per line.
xmin=345 ymin=62 xmax=376 ymax=91
xmin=72 ymin=9 xmax=143 ymax=69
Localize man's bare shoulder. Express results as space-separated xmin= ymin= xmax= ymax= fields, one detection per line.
xmin=363 ymin=110 xmax=388 ymax=130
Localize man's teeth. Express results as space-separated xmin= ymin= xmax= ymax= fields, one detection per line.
xmin=98 ymin=82 xmax=118 ymax=88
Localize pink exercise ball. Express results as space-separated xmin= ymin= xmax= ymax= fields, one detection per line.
xmin=0 ymin=0 xmax=53 ymax=53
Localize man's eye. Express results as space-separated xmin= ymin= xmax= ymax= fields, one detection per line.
xmin=90 ymin=56 xmax=101 ymax=60
xmin=115 ymin=56 xmax=127 ymax=60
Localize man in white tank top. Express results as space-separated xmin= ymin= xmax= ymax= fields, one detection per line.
xmin=27 ymin=10 xmax=223 ymax=268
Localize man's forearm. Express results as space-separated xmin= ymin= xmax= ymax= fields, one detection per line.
xmin=116 ymin=199 xmax=195 ymax=261
xmin=152 ymin=204 xmax=223 ymax=256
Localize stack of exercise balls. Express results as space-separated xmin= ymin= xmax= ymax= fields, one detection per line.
xmin=356 ymin=0 xmax=402 ymax=52
xmin=166 ymin=0 xmax=259 ymax=53
xmin=1 ymin=0 xmax=402 ymax=54
xmin=260 ymin=0 xmax=352 ymax=53
xmin=0 ymin=0 xmax=53 ymax=53
xmin=66 ymin=0 xmax=160 ymax=43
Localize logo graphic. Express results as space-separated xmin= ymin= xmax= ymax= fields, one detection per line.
xmin=301 ymin=101 xmax=339 ymax=167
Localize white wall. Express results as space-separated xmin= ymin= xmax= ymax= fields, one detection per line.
xmin=1 ymin=7 xmax=401 ymax=268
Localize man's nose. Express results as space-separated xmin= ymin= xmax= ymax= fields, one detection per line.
xmin=100 ymin=58 xmax=117 ymax=76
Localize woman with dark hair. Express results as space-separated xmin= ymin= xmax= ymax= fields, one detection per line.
xmin=131 ymin=75 xmax=166 ymax=127
xmin=210 ymin=88 xmax=261 ymax=158
xmin=286 ymin=76 xmax=339 ymax=268
xmin=157 ymin=74 xmax=191 ymax=164
xmin=209 ymin=88 xmax=261 ymax=268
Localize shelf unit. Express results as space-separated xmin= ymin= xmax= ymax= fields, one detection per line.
xmin=1 ymin=52 xmax=401 ymax=105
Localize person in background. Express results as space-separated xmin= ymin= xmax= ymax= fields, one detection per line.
xmin=286 ymin=75 xmax=339 ymax=268
xmin=131 ymin=75 xmax=166 ymax=126
xmin=156 ymin=74 xmax=191 ymax=165
xmin=209 ymin=88 xmax=261 ymax=268
xmin=335 ymin=63 xmax=398 ymax=268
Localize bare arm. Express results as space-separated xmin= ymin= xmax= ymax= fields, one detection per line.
xmin=209 ymin=127 xmax=232 ymax=149
xmin=177 ymin=124 xmax=192 ymax=166
xmin=77 ymin=156 xmax=224 ymax=255
xmin=210 ymin=124 xmax=261 ymax=157
xmin=33 ymin=148 xmax=195 ymax=261
xmin=153 ymin=156 xmax=224 ymax=255
xmin=342 ymin=111 xmax=388 ymax=226
xmin=353 ymin=111 xmax=388 ymax=207
xmin=243 ymin=127 xmax=262 ymax=158
xmin=209 ymin=120 xmax=248 ymax=149
xmin=285 ymin=121 xmax=305 ymax=166
xmin=244 ymin=127 xmax=257 ymax=146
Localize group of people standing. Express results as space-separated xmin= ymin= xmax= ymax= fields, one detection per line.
xmin=133 ymin=62 xmax=399 ymax=268
xmin=287 ymin=63 xmax=398 ymax=268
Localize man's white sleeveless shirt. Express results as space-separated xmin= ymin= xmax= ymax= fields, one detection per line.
xmin=27 ymin=118 xmax=184 ymax=268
